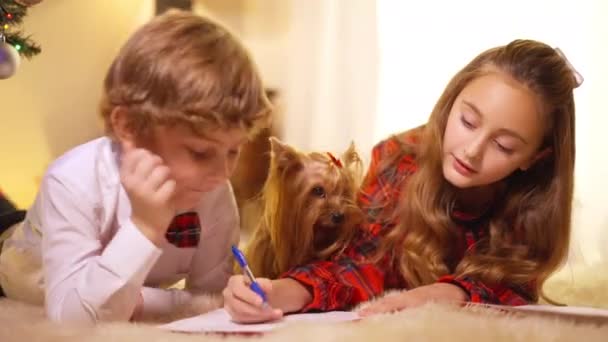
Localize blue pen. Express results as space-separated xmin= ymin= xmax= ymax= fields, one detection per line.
xmin=231 ymin=245 xmax=268 ymax=304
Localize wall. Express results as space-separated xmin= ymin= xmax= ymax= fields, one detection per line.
xmin=193 ymin=0 xmax=290 ymax=91
xmin=0 ymin=0 xmax=154 ymax=207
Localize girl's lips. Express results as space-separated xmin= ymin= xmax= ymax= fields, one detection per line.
xmin=452 ymin=155 xmax=477 ymax=176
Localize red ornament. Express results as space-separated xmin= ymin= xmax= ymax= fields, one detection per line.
xmin=6 ymin=13 xmax=13 ymax=20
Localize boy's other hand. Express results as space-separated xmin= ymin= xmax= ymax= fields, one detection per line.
xmin=120 ymin=140 xmax=176 ymax=246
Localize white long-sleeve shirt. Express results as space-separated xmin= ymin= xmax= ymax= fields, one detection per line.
xmin=0 ymin=137 xmax=239 ymax=324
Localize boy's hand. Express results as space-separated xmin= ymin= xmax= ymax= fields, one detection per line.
xmin=223 ymin=275 xmax=283 ymax=323
xmin=120 ymin=140 xmax=176 ymax=246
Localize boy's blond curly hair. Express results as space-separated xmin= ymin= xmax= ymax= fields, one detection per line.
xmin=99 ymin=10 xmax=271 ymax=139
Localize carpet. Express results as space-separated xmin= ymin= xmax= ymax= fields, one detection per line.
xmin=0 ymin=264 xmax=606 ymax=341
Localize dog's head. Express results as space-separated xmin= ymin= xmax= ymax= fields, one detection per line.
xmin=262 ymin=137 xmax=364 ymax=268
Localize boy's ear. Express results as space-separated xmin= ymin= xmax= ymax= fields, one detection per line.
xmin=110 ymin=107 xmax=137 ymax=146
xmin=520 ymin=147 xmax=552 ymax=171
xmin=269 ymin=137 xmax=300 ymax=167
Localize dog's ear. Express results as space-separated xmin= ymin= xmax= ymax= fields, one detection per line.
xmin=341 ymin=141 xmax=362 ymax=169
xmin=341 ymin=141 xmax=363 ymax=186
xmin=269 ymin=136 xmax=300 ymax=167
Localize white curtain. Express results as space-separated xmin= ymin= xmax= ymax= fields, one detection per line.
xmin=282 ymin=0 xmax=378 ymax=162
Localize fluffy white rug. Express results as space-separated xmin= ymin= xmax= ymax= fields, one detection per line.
xmin=0 ymin=264 xmax=606 ymax=341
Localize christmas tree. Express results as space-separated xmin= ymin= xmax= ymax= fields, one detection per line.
xmin=0 ymin=0 xmax=42 ymax=79
xmin=0 ymin=0 xmax=41 ymax=58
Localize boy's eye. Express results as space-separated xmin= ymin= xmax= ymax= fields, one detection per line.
xmin=189 ymin=149 xmax=211 ymax=160
xmin=228 ymin=149 xmax=240 ymax=158
xmin=311 ymin=186 xmax=326 ymax=198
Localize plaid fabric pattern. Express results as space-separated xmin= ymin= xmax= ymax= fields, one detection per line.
xmin=284 ymin=130 xmax=535 ymax=312
xmin=165 ymin=212 xmax=201 ymax=248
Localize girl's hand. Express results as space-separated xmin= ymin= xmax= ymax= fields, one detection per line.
xmin=358 ymin=283 xmax=468 ymax=316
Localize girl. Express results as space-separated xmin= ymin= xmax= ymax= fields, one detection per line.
xmin=222 ymin=39 xmax=580 ymax=322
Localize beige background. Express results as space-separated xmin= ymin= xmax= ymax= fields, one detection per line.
xmin=1 ymin=0 xmax=606 ymax=265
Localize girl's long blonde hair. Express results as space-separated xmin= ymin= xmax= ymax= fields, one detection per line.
xmin=378 ymin=40 xmax=577 ymax=301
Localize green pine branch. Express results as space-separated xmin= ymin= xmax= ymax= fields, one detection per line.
xmin=5 ymin=32 xmax=40 ymax=59
xmin=0 ymin=0 xmax=40 ymax=58
xmin=0 ymin=0 xmax=28 ymax=24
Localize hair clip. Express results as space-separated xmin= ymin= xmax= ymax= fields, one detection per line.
xmin=554 ymin=47 xmax=584 ymax=88
xmin=326 ymin=152 xmax=343 ymax=168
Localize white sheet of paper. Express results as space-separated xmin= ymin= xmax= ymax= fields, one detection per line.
xmin=159 ymin=309 xmax=360 ymax=333
xmin=474 ymin=303 xmax=608 ymax=320
xmin=513 ymin=304 xmax=608 ymax=317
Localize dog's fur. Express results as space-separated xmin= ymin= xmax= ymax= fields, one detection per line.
xmin=244 ymin=138 xmax=364 ymax=279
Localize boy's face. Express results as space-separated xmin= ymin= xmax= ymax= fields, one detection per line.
xmin=442 ymin=71 xmax=546 ymax=189
xmin=139 ymin=124 xmax=248 ymax=210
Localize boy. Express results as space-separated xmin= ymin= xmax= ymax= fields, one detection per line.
xmin=0 ymin=10 xmax=271 ymax=324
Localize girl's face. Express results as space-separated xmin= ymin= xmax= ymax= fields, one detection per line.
xmin=442 ymin=70 xmax=547 ymax=189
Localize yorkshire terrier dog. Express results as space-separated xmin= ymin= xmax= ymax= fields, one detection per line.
xmin=244 ymin=137 xmax=364 ymax=279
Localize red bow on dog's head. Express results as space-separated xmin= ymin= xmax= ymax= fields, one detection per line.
xmin=326 ymin=152 xmax=343 ymax=168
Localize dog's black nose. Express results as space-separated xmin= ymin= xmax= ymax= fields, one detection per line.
xmin=331 ymin=213 xmax=345 ymax=224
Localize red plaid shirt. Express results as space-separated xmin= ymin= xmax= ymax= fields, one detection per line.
xmin=284 ymin=130 xmax=535 ymax=311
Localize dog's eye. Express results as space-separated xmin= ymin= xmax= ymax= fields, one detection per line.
xmin=311 ymin=186 xmax=326 ymax=198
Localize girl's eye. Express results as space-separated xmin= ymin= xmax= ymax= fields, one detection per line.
xmin=494 ymin=141 xmax=514 ymax=154
xmin=460 ymin=115 xmax=475 ymax=129
xmin=311 ymin=186 xmax=326 ymax=198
